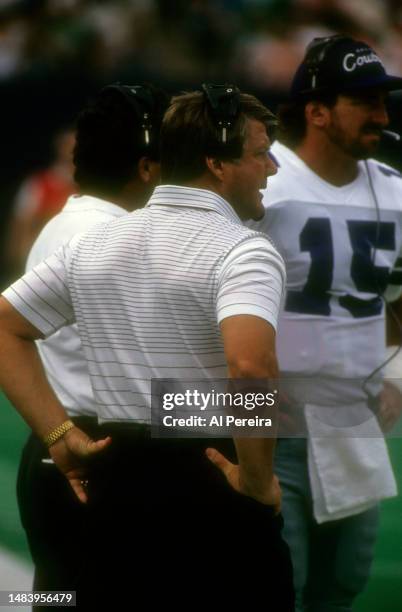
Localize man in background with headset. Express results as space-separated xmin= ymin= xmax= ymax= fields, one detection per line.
xmin=0 ymin=86 xmax=295 ymax=608
xmin=250 ymin=35 xmax=402 ymax=611
xmin=14 ymin=83 xmax=169 ymax=603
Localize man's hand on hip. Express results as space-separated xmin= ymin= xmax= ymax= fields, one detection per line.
xmin=49 ymin=427 xmax=112 ymax=503
xmin=205 ymin=446 xmax=281 ymax=513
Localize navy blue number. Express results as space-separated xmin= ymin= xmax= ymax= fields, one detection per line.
xmin=339 ymin=221 xmax=395 ymax=317
xmin=285 ymin=218 xmax=333 ymax=316
xmin=285 ymin=218 xmax=395 ymax=318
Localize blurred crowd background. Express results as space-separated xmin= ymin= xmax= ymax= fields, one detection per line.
xmin=2 ymin=0 xmax=402 ymax=284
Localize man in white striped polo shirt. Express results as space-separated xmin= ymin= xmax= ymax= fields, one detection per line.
xmin=0 ymin=87 xmax=294 ymax=609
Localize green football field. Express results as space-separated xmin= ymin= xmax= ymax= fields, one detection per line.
xmin=0 ymin=392 xmax=400 ymax=608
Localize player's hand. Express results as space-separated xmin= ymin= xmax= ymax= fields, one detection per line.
xmin=205 ymin=447 xmax=281 ymax=513
xmin=49 ymin=427 xmax=112 ymax=503
xmin=377 ymin=380 xmax=402 ymax=433
xmin=278 ymin=390 xmax=305 ymax=436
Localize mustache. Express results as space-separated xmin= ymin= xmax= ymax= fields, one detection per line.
xmin=361 ymin=124 xmax=384 ymax=135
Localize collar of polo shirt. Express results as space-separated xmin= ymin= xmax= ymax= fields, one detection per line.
xmin=146 ymin=185 xmax=241 ymax=224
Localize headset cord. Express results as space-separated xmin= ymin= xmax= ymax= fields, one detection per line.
xmin=362 ymin=160 xmax=402 ymax=405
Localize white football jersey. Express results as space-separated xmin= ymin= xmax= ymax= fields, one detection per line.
xmin=250 ymin=141 xmax=402 ymax=405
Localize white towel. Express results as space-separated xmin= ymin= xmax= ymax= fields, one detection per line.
xmin=305 ymin=402 xmax=397 ymax=524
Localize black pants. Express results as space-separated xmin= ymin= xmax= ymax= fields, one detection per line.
xmin=17 ymin=421 xmax=295 ymax=610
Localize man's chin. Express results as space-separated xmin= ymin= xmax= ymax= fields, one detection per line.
xmin=358 ymin=135 xmax=381 ymax=156
xmin=250 ymin=201 xmax=266 ymax=222
xmin=350 ymin=141 xmax=379 ymax=160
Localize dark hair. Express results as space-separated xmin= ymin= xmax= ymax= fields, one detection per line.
xmin=277 ymin=93 xmax=338 ymax=148
xmin=160 ymin=90 xmax=276 ymax=183
xmin=73 ymin=85 xmax=169 ymax=197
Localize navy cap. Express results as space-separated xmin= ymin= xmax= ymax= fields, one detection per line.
xmin=291 ymin=35 xmax=402 ymax=99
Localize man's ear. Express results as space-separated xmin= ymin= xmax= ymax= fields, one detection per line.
xmin=305 ymin=101 xmax=330 ymax=128
xmin=205 ymin=156 xmax=225 ymax=181
xmin=137 ymin=157 xmax=160 ymax=184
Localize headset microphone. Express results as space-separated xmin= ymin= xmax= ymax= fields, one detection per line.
xmin=382 ymin=130 xmax=401 ymax=141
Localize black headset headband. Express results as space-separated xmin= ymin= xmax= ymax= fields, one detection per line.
xmin=101 ymin=84 xmax=156 ymax=145
xmin=202 ymin=83 xmax=240 ymax=143
xmin=304 ymin=35 xmax=349 ymax=90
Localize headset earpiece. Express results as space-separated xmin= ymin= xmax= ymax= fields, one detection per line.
xmin=101 ymin=84 xmax=156 ymax=146
xmin=202 ymin=83 xmax=240 ymax=143
xmin=304 ymin=35 xmax=349 ymax=90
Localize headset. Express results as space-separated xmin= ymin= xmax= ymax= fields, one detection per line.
xmin=202 ymin=83 xmax=241 ymax=143
xmin=303 ymin=34 xmax=350 ymax=91
xmin=101 ymin=84 xmax=158 ymax=146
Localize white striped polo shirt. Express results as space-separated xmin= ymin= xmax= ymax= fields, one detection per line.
xmin=26 ymin=195 xmax=127 ymax=417
xmin=3 ymin=185 xmax=285 ymax=423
